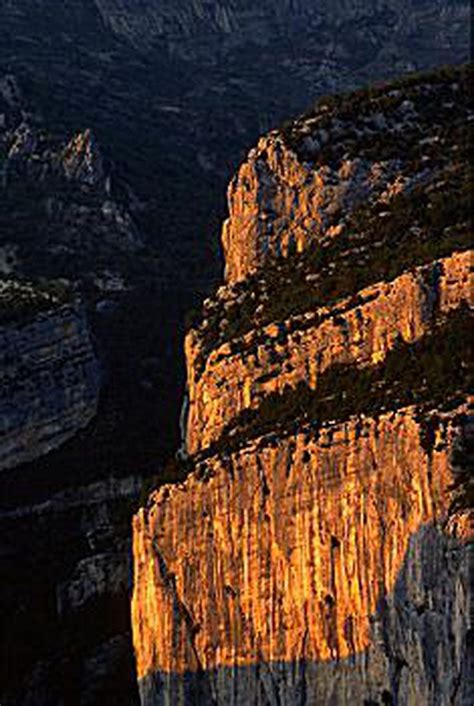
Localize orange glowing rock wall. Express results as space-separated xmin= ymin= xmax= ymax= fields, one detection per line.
xmin=133 ymin=406 xmax=469 ymax=705
xmin=185 ymin=250 xmax=471 ymax=455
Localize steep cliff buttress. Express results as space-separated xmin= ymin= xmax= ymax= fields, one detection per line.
xmin=134 ymin=65 xmax=473 ymax=706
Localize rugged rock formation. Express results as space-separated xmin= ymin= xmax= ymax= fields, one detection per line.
xmin=0 ymin=86 xmax=142 ymax=277
xmin=0 ymin=0 xmax=469 ymax=291
xmin=132 ymin=66 xmax=472 ymax=706
xmin=0 ymin=3 xmax=470 ymax=702
xmin=0 ymin=80 xmax=147 ymax=705
xmin=221 ymin=67 xmax=471 ymax=283
xmin=0 ymin=283 xmax=100 ymax=470
xmin=0 ymin=72 xmax=188 ymax=474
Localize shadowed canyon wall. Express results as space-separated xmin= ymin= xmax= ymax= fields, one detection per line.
xmin=0 ymin=290 xmax=100 ymax=470
xmin=1 ymin=474 xmax=142 ymax=705
xmin=0 ymin=99 xmax=143 ymax=704
xmin=132 ymin=66 xmax=472 ymax=706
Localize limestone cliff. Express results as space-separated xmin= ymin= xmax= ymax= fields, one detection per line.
xmin=186 ymin=250 xmax=471 ymax=456
xmin=132 ymin=65 xmax=471 ymax=706
xmin=221 ymin=66 xmax=471 ymax=283
xmin=0 ymin=282 xmax=100 ymax=470
xmin=134 ymin=406 xmax=470 ymax=705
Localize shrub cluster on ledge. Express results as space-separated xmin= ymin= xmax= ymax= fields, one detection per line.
xmin=281 ymin=64 xmax=471 ymax=165
xmin=0 ymin=278 xmax=74 ymax=325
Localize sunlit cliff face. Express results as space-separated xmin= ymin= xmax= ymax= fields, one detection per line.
xmin=185 ymin=250 xmax=471 ymax=456
xmin=131 ymin=65 xmax=472 ymax=706
xmin=133 ymin=406 xmax=469 ymax=705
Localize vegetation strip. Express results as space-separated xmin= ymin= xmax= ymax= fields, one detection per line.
xmin=197 ymin=307 xmax=472 ymax=460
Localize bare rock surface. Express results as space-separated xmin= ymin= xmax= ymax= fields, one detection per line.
xmin=0 ymin=287 xmax=100 ymax=470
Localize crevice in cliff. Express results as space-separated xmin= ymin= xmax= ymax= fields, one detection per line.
xmin=299 ymin=628 xmax=309 ymax=706
xmin=150 ymin=539 xmax=218 ymax=706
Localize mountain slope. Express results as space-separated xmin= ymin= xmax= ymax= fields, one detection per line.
xmin=0 ymin=3 xmax=471 ymax=702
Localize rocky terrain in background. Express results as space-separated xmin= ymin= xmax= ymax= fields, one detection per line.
xmin=0 ymin=71 xmax=198 ymax=475
xmin=132 ymin=65 xmax=472 ymax=706
xmin=0 ymin=282 xmax=100 ymax=469
xmin=0 ymin=75 xmax=148 ymax=705
xmin=0 ymin=77 xmax=139 ymax=700
xmin=1 ymin=0 xmax=469 ymax=288
xmin=0 ymin=74 xmax=143 ymax=276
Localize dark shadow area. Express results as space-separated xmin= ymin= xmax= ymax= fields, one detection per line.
xmin=0 ymin=491 xmax=141 ymax=706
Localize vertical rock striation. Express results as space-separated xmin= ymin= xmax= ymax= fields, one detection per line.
xmin=132 ymin=66 xmax=472 ymax=705
xmin=134 ymin=407 xmax=470 ymax=705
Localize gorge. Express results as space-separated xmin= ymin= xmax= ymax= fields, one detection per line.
xmin=0 ymin=2 xmax=471 ymax=704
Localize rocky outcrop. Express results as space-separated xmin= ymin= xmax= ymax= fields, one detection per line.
xmin=0 ymin=0 xmax=470 ymax=293
xmin=222 ymin=69 xmax=471 ymax=283
xmin=132 ymin=67 xmax=472 ymax=706
xmin=61 ymin=128 xmax=106 ymax=188
xmin=0 ymin=284 xmax=100 ymax=470
xmin=0 ymin=5 xmax=471 ymax=704
xmin=0 ymin=101 xmax=142 ymax=268
xmin=186 ymin=250 xmax=471 ymax=455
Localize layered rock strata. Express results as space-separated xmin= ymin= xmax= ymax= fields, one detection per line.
xmin=0 ymin=287 xmax=100 ymax=470
xmin=132 ymin=67 xmax=471 ymax=706
xmin=186 ymin=250 xmax=471 ymax=455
